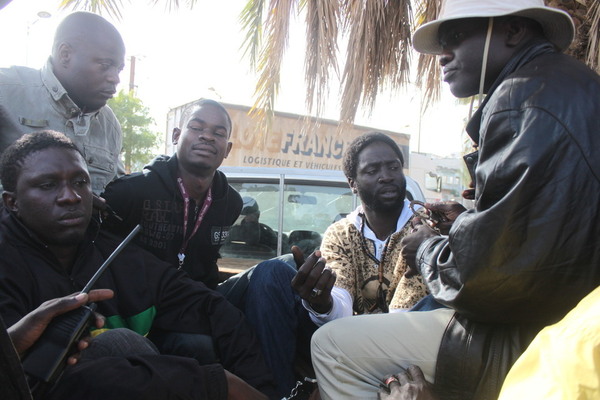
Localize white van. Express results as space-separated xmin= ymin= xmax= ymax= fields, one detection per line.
xmin=218 ymin=166 xmax=425 ymax=272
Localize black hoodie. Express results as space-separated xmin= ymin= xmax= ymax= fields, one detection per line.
xmin=102 ymin=155 xmax=243 ymax=289
xmin=0 ymin=208 xmax=276 ymax=399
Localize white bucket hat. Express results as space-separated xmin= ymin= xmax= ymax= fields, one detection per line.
xmin=413 ymin=0 xmax=575 ymax=54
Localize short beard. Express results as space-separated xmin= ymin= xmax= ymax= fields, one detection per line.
xmin=358 ymin=186 xmax=406 ymax=214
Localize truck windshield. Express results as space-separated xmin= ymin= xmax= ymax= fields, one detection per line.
xmin=220 ymin=181 xmax=355 ymax=265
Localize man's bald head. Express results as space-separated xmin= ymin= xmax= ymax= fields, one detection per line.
xmin=50 ymin=12 xmax=125 ymax=111
xmin=52 ymin=12 xmax=124 ymax=58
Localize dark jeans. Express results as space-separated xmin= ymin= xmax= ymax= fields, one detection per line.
xmin=148 ymin=258 xmax=315 ymax=399
xmin=147 ymin=330 xmax=218 ymax=365
xmin=221 ymin=259 xmax=317 ymax=398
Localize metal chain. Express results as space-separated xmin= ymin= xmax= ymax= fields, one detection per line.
xmin=282 ymin=377 xmax=318 ymax=400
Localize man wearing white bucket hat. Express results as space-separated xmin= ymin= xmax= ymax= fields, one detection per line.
xmin=310 ymin=1 xmax=600 ymax=399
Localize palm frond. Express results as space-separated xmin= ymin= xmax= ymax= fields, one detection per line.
xmin=586 ymin=0 xmax=600 ymax=72
xmin=59 ymin=0 xmax=198 ymax=20
xmin=60 ymin=0 xmax=600 ymax=133
xmin=415 ymin=0 xmax=441 ymax=111
xmin=148 ymin=0 xmax=199 ymax=12
xmin=240 ymin=0 xmax=266 ymax=68
xmin=304 ymin=0 xmax=340 ymax=116
xmin=339 ymin=0 xmax=413 ymax=123
xmin=249 ymin=0 xmax=296 ymax=136
xmin=58 ymin=0 xmax=126 ymax=20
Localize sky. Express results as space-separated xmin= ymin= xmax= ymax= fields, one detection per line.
xmin=0 ymin=0 xmax=471 ymax=157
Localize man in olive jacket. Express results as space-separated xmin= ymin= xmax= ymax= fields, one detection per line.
xmin=310 ymin=1 xmax=600 ymax=400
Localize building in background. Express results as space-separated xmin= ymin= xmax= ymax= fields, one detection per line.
xmin=410 ymin=152 xmax=468 ymax=205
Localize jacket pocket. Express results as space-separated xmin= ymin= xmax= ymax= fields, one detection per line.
xmin=81 ymin=144 xmax=117 ymax=174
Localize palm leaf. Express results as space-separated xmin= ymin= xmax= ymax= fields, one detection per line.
xmin=415 ymin=0 xmax=441 ymax=111
xmin=59 ymin=0 xmax=126 ymax=19
xmin=59 ymin=0 xmax=600 ymax=131
xmin=59 ymin=0 xmax=198 ymax=20
xmin=304 ymin=0 xmax=340 ymax=116
xmin=248 ymin=0 xmax=296 ymax=137
xmin=240 ymin=0 xmax=266 ymax=68
xmin=586 ymin=0 xmax=600 ymax=72
xmin=339 ymin=0 xmax=413 ymax=123
xmin=148 ymin=0 xmax=198 ymax=11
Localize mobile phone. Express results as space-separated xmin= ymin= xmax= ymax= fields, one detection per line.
xmin=23 ymin=225 xmax=141 ymax=398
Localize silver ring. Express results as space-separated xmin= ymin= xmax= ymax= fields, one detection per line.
xmin=311 ymin=288 xmax=323 ymax=298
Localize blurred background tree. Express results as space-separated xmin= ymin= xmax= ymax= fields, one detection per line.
xmin=108 ymin=90 xmax=161 ymax=173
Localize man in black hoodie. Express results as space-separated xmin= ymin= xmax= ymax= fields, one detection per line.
xmin=0 ymin=131 xmax=275 ymax=399
xmin=101 ymin=99 xmax=315 ymax=398
xmin=102 ymin=99 xmax=240 ymax=289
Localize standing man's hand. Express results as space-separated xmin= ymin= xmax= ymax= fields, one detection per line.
xmin=401 ymin=225 xmax=438 ymax=277
xmin=424 ymin=201 xmax=466 ymax=235
xmin=92 ymin=194 xmax=107 ymax=212
xmin=402 ymin=201 xmax=466 ymax=276
xmin=8 ymin=289 xmax=114 ymax=357
xmin=93 ymin=194 xmax=123 ymax=223
xmin=378 ymin=365 xmax=439 ymax=400
xmin=225 ymin=370 xmax=268 ymax=400
xmin=462 ymin=180 xmax=475 ymax=200
xmin=290 ymin=246 xmax=336 ymax=314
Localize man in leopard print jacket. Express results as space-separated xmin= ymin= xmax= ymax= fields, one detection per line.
xmin=292 ymin=132 xmax=428 ymax=326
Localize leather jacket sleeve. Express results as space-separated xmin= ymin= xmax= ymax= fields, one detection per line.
xmin=416 ymin=76 xmax=600 ymax=325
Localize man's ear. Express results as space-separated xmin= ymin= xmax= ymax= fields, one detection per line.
xmin=504 ymin=18 xmax=529 ymax=47
xmin=2 ymin=191 xmax=17 ymax=213
xmin=172 ymin=128 xmax=181 ymax=145
xmin=224 ymin=142 xmax=233 ymax=159
xmin=56 ymin=43 xmax=72 ymax=68
xmin=348 ymin=178 xmax=357 ymax=194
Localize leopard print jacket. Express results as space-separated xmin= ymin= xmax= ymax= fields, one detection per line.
xmin=320 ymin=216 xmax=428 ymax=314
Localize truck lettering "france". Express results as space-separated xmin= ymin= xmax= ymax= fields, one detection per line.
xmin=281 ymin=132 xmax=344 ymax=160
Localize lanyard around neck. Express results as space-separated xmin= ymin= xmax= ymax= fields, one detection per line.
xmin=177 ymin=177 xmax=212 ymax=269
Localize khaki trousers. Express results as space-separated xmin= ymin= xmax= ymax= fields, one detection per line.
xmin=311 ymin=308 xmax=454 ymax=399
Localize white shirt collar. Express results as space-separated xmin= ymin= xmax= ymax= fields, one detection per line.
xmin=348 ymin=198 xmax=413 ymax=242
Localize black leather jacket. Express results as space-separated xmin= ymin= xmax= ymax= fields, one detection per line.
xmin=417 ymin=43 xmax=600 ymax=399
